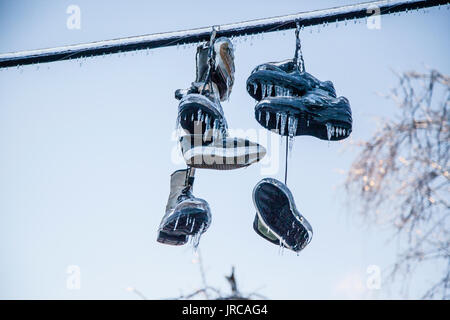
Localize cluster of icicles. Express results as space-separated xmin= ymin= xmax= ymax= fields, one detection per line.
xmin=172 ymin=215 xmax=206 ymax=250
xmin=325 ymin=123 xmax=347 ymax=140
xmin=176 ymin=108 xmax=226 ymax=143
xmin=256 ymin=110 xmax=298 ymax=153
xmin=250 ymin=81 xmax=295 ymax=99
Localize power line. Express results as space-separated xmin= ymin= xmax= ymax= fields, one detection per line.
xmin=0 ymin=0 xmax=448 ymax=69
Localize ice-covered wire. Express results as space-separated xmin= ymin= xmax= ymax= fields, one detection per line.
xmin=0 ymin=0 xmax=448 ymax=68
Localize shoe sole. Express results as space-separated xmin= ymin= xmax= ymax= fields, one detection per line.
xmin=253 ymin=178 xmax=313 ymax=252
xmin=157 ymin=231 xmax=188 ymax=246
xmin=254 ymin=96 xmax=352 ymax=140
xmin=183 ymin=144 xmax=265 ymax=170
xmin=159 ymin=207 xmax=211 ymax=237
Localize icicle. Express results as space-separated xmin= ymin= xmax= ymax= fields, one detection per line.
xmin=213 ymin=119 xmax=220 ymax=141
xmin=288 ymin=115 xmax=295 ymax=138
xmin=191 ymin=223 xmax=205 ymax=250
xmin=205 ymin=114 xmax=210 ymax=129
xmin=190 ymin=219 xmax=195 ymax=233
xmin=204 ymin=114 xmax=210 ymax=142
xmin=261 ymin=83 xmax=267 ymax=98
xmin=197 ymin=109 xmax=202 ymax=123
xmin=294 ymin=117 xmax=299 ymax=134
xmin=265 ymin=111 xmax=270 ymax=127
xmin=173 ymin=216 xmax=180 ymax=231
xmin=288 ymin=136 xmax=295 ymax=154
xmin=275 ymin=86 xmax=282 ymax=97
xmin=280 ymin=113 xmax=287 ymax=135
xmin=326 ymin=123 xmax=332 ymax=141
xmin=343 ymin=128 xmax=346 ymax=136
xmin=267 ymin=83 xmax=273 ymax=97
xmin=275 ymin=112 xmax=281 ymax=132
xmin=288 ymin=115 xmax=297 ymax=154
xmin=253 ymin=83 xmax=257 ymax=95
xmin=258 ymin=110 xmax=262 ymax=122
xmin=191 ymin=112 xmax=194 ymax=122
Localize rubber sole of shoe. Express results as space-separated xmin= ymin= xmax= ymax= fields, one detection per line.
xmin=187 ymin=161 xmax=250 ymax=170
xmin=157 ymin=230 xmax=188 ymax=246
xmin=253 ymin=178 xmax=313 ymax=252
xmin=159 ymin=207 xmax=211 ymax=237
xmin=183 ymin=145 xmax=264 ymax=170
xmin=254 ymin=96 xmax=352 ymax=140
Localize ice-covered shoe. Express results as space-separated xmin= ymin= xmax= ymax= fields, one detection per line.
xmin=176 ymin=37 xmax=235 ymax=136
xmin=176 ymin=89 xmax=228 ymax=138
xmin=252 ymin=178 xmax=313 ymax=252
xmin=252 ymin=215 xmax=280 ymax=246
xmin=246 ymin=59 xmax=352 ymax=141
xmin=196 ymin=37 xmax=235 ymax=101
xmin=179 ymin=134 xmax=266 ymax=170
xmin=157 ymin=169 xmax=211 ymax=246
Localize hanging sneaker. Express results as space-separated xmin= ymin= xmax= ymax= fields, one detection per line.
xmin=246 ymin=59 xmax=352 ymax=141
xmin=175 ymin=37 xmax=234 ymax=138
xmin=176 ymin=38 xmax=265 ymax=170
xmin=157 ymin=169 xmax=211 ymax=246
xmin=176 ymin=84 xmax=228 ymax=138
xmin=252 ymin=178 xmax=313 ymax=252
xmin=179 ymin=134 xmax=266 ymax=170
xmin=195 ymin=37 xmax=235 ymax=102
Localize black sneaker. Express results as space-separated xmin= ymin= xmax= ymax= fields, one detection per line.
xmin=157 ymin=169 xmax=211 ymax=246
xmin=246 ymin=59 xmax=352 ymax=141
xmin=252 ymin=178 xmax=313 ymax=252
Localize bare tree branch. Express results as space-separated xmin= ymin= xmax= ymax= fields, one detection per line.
xmin=345 ymin=69 xmax=450 ymax=299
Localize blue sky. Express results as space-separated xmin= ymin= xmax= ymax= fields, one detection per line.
xmin=0 ymin=1 xmax=449 ymax=299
